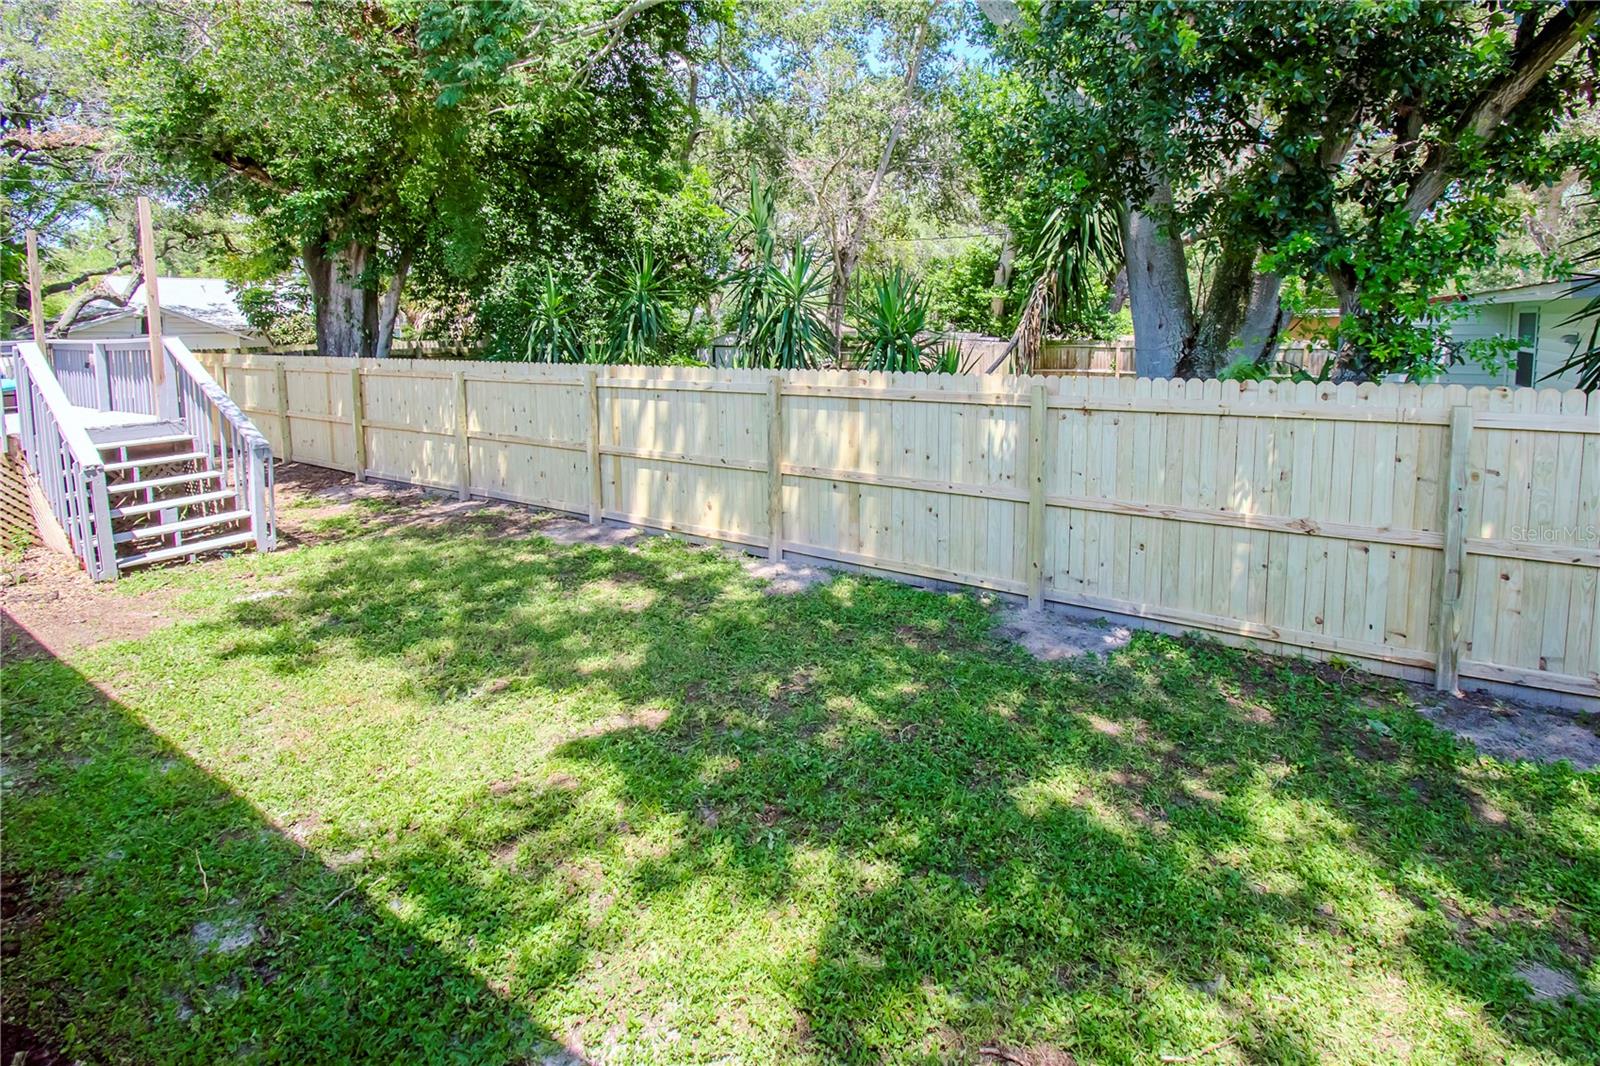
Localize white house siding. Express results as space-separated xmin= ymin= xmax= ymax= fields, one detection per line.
xmin=1439 ymin=296 xmax=1596 ymax=390
xmin=1439 ymin=302 xmax=1515 ymax=387
xmin=1530 ymin=298 xmax=1595 ymax=390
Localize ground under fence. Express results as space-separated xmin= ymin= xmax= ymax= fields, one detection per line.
xmin=196 ymin=352 xmax=1600 ymax=704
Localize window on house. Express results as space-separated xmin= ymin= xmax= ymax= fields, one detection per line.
xmin=1515 ymin=311 xmax=1538 ymax=387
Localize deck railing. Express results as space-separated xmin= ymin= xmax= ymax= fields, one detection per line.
xmin=164 ymin=337 xmax=276 ymax=551
xmin=43 ymin=338 xmax=176 ymax=418
xmin=13 ymin=342 xmax=116 ymax=579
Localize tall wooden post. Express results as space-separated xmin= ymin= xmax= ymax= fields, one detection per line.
xmin=274 ymin=358 xmax=294 ymax=463
xmin=766 ymin=374 xmax=785 ymax=560
xmin=584 ymin=368 xmax=602 ymax=524
xmin=136 ymin=197 xmax=165 ymax=389
xmin=1433 ymin=405 xmax=1473 ymax=693
xmin=1026 ymin=383 xmax=1049 ymax=610
xmin=24 ymin=229 xmax=46 ymax=347
xmin=453 ymin=370 xmax=470 ymax=501
xmin=349 ymin=366 xmax=367 ymax=482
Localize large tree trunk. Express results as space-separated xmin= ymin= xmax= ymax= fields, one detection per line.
xmin=1120 ymin=191 xmax=1194 ymax=379
xmin=1233 ymin=272 xmax=1283 ymax=364
xmin=304 ymin=238 xmax=377 ymax=358
xmin=1188 ymin=237 xmax=1256 ymax=378
xmin=374 ymin=248 xmax=413 ymax=360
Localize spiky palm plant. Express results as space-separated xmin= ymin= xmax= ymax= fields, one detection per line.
xmin=853 ymin=267 xmax=932 ymax=372
xmin=932 ymin=336 xmax=967 ymax=375
xmin=726 ymin=176 xmax=781 ymax=366
xmin=752 ymin=242 xmax=832 ymax=370
xmin=523 ymin=267 xmax=580 ymax=363
xmin=605 ymin=248 xmax=670 ymax=363
xmin=1004 ymin=205 xmax=1124 ymax=373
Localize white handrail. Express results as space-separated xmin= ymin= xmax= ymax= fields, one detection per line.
xmin=164 ymin=337 xmax=274 ymax=455
xmin=164 ymin=336 xmax=276 ymax=551
xmin=15 ymin=342 xmax=104 ymax=468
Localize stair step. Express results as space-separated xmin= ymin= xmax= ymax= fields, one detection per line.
xmin=111 ymin=489 xmax=237 ymax=519
xmin=105 ymin=450 xmax=207 ymax=473
xmin=117 ymin=530 xmax=256 ymax=569
xmin=99 ymin=433 xmax=195 ymax=453
xmin=108 ymin=469 xmax=222 ymax=495
xmin=113 ymin=509 xmax=251 ymax=545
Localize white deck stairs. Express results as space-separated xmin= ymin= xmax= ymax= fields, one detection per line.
xmin=9 ymin=338 xmax=275 ymax=580
xmin=92 ymin=418 xmax=257 ymax=570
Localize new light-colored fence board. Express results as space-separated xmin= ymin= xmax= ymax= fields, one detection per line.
xmin=199 ymin=352 xmax=1600 ymax=703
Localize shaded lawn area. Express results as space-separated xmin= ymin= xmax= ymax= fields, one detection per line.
xmin=3 ymin=497 xmax=1598 ymax=1065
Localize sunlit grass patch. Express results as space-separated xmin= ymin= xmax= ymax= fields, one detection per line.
xmin=3 ymin=519 xmax=1597 ymax=1064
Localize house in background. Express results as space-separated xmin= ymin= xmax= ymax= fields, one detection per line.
xmin=1435 ymin=279 xmax=1598 ymax=390
xmin=61 ymin=276 xmax=268 ymax=351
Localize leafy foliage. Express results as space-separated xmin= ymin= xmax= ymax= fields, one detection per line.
xmin=963 ymin=1 xmax=1600 ymax=378
xmin=922 ymin=239 xmax=1008 ymax=335
xmin=852 ymin=267 xmax=932 ymax=372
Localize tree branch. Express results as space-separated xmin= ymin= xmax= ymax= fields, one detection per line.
xmin=48 ymin=276 xmax=143 ymax=337
xmin=1402 ymin=0 xmax=1599 ymax=220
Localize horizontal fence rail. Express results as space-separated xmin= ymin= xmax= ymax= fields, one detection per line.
xmin=197 ymin=352 xmax=1600 ymax=703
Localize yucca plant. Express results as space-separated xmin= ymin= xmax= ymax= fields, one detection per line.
xmin=726 ymin=176 xmax=781 ymax=366
xmin=852 ymin=267 xmax=931 ymax=372
xmin=605 ymin=247 xmax=671 ymax=363
xmin=751 ymin=241 xmax=832 ymax=370
xmin=932 ymin=336 xmax=967 ymax=375
xmin=523 ymin=267 xmax=580 ymax=363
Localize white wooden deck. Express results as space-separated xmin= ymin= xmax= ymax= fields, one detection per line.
xmin=72 ymin=406 xmax=164 ymax=430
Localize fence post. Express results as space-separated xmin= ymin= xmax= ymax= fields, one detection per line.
xmin=585 ymin=368 xmax=602 ymax=524
xmin=1433 ymin=404 xmax=1472 ymax=693
xmin=453 ymin=370 xmax=470 ymax=501
xmin=349 ymin=366 xmax=366 ymax=482
xmin=767 ymin=374 xmax=784 ymax=561
xmin=1026 ymin=383 xmax=1048 ymax=609
xmin=274 ymin=358 xmax=294 ymax=464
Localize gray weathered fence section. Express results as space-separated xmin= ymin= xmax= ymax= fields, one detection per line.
xmin=200 ymin=352 xmax=1599 ymax=704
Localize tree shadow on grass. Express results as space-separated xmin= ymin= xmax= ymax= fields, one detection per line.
xmin=0 ymin=612 xmax=585 ymax=1065
xmin=31 ymin=519 xmax=1599 ymax=1064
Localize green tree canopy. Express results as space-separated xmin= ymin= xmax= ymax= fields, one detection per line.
xmin=46 ymin=0 xmax=725 ymax=356
xmin=963 ymin=0 xmax=1600 ymax=379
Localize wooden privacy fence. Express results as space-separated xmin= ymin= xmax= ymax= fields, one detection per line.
xmin=198 ymin=352 xmax=1600 ymax=703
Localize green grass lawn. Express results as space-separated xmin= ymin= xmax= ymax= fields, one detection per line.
xmin=3 ymin=496 xmax=1598 ymax=1065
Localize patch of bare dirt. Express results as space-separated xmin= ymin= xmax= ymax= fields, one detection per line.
xmin=1414 ymin=689 xmax=1600 ymax=771
xmin=1 ymin=552 xmax=178 ymax=660
xmin=993 ymin=606 xmax=1132 ymax=662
